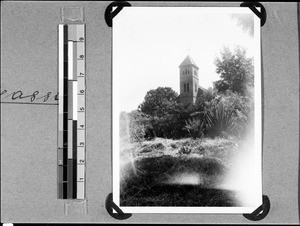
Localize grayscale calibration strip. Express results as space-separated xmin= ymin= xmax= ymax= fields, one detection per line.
xmin=58 ymin=24 xmax=85 ymax=200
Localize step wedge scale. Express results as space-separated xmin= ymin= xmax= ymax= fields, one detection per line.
xmin=58 ymin=24 xmax=86 ymax=200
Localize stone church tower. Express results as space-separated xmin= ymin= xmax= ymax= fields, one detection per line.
xmin=179 ymin=55 xmax=199 ymax=105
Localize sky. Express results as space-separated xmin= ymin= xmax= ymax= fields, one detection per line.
xmin=113 ymin=7 xmax=256 ymax=112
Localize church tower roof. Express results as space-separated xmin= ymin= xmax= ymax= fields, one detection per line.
xmin=179 ymin=55 xmax=198 ymax=69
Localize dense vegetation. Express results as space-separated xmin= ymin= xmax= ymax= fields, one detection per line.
xmin=120 ymin=47 xmax=254 ymax=142
xmin=119 ymin=47 xmax=254 ymax=207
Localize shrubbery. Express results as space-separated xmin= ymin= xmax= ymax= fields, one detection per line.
xmin=183 ymin=90 xmax=253 ymax=139
xmin=119 ymin=47 xmax=254 ymax=142
xmin=120 ymin=89 xmax=253 ymax=141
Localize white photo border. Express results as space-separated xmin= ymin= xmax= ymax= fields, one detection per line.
xmin=112 ymin=6 xmax=262 ymax=214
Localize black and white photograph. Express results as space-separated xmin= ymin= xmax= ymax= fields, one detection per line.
xmin=113 ymin=7 xmax=261 ymax=213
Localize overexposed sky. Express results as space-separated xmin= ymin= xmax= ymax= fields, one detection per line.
xmin=113 ymin=7 xmax=256 ymax=112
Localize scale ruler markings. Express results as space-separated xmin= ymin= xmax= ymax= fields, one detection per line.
xmin=58 ymin=23 xmax=85 ymax=200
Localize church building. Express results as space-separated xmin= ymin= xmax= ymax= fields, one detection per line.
xmin=178 ymin=55 xmax=206 ymax=105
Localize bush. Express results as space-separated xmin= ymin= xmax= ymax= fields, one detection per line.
xmin=209 ymin=91 xmax=253 ymax=138
xmin=183 ymin=118 xmax=205 ymax=139
xmin=194 ymin=90 xmax=253 ymax=139
xmin=195 ymin=87 xmax=217 ymax=112
xmin=125 ymin=84 xmax=253 ymax=141
xmin=206 ymin=103 xmax=239 ymax=137
xmin=143 ymin=103 xmax=193 ymax=139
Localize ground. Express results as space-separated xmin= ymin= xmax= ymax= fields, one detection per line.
xmin=119 ymin=137 xmax=243 ymax=207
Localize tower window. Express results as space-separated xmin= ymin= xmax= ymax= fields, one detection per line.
xmin=184 ymin=84 xmax=186 ymax=92
xmin=187 ymin=83 xmax=189 ymax=92
xmin=194 ymin=70 xmax=197 ymax=75
xmin=195 ymin=84 xmax=197 ymax=92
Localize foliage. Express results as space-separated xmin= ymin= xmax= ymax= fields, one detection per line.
xmin=138 ymin=87 xmax=178 ymax=117
xmin=183 ymin=118 xmax=205 ymax=139
xmin=206 ymin=103 xmax=240 ymax=138
xmin=195 ymin=87 xmax=217 ymax=112
xmin=122 ymin=48 xmax=255 ymax=141
xmin=147 ymin=108 xmax=187 ymax=139
xmin=210 ymin=91 xmax=253 ymax=138
xmin=214 ymin=47 xmax=254 ymax=96
xmin=186 ymin=89 xmax=253 ymax=139
xmin=138 ymin=90 xmax=197 ymax=139
xmin=183 ymin=109 xmax=212 ymax=139
xmin=123 ymin=89 xmax=253 ymax=141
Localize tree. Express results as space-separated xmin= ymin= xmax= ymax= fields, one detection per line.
xmin=201 ymin=90 xmax=253 ymax=138
xmin=195 ymin=87 xmax=217 ymax=112
xmin=138 ymin=87 xmax=178 ymax=117
xmin=137 ymin=87 xmax=194 ymax=139
xmin=214 ymin=47 xmax=254 ymax=96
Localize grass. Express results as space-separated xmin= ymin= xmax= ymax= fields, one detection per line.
xmin=119 ymin=137 xmax=240 ymax=207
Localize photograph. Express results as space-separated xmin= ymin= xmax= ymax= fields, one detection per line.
xmin=112 ymin=7 xmax=262 ymax=213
